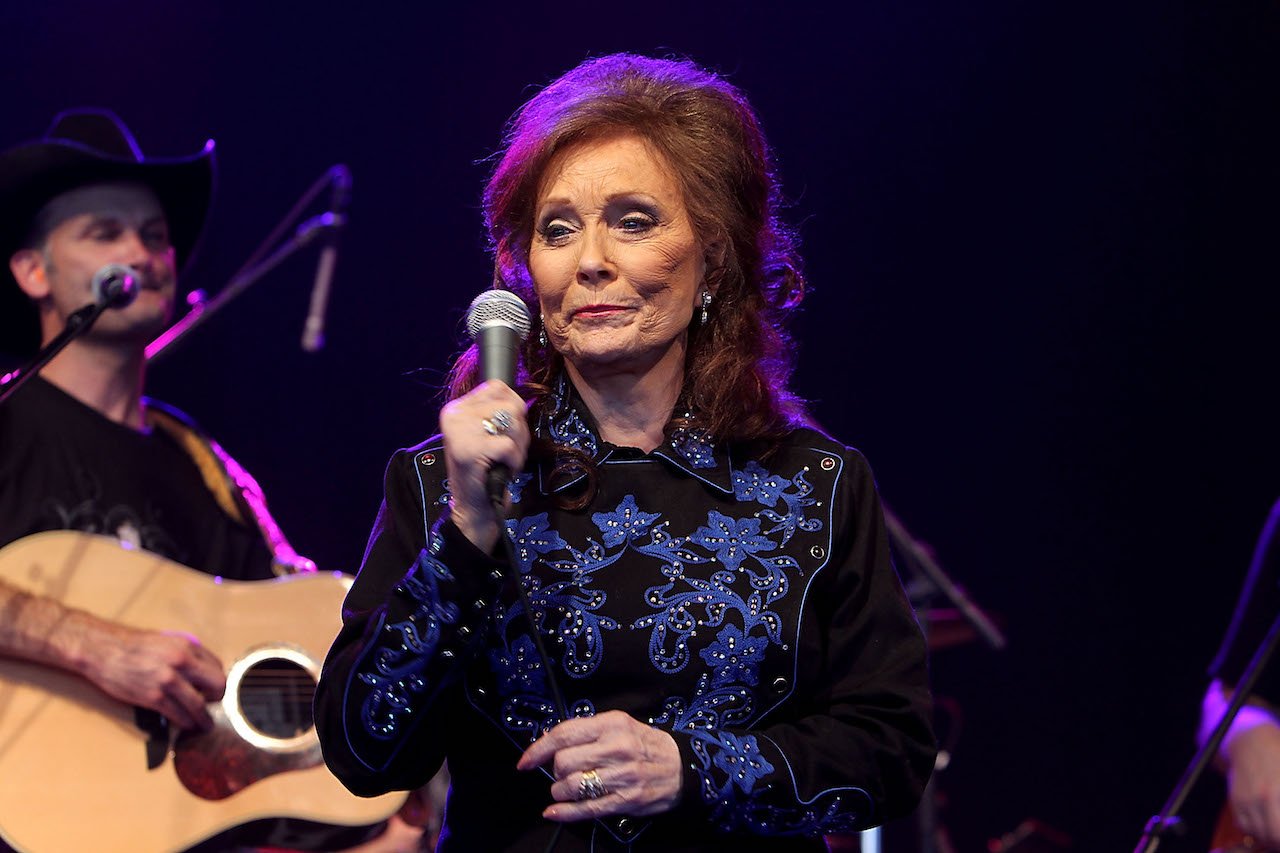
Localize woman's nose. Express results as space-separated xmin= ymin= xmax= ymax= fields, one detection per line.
xmin=576 ymin=225 xmax=616 ymax=286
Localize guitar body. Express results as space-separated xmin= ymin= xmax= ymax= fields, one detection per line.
xmin=0 ymin=531 xmax=404 ymax=853
xmin=1212 ymin=803 xmax=1280 ymax=853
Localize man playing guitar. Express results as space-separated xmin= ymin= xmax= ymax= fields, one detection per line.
xmin=0 ymin=110 xmax=423 ymax=852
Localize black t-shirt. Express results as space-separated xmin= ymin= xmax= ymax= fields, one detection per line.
xmin=0 ymin=376 xmax=274 ymax=580
xmin=1210 ymin=497 xmax=1280 ymax=707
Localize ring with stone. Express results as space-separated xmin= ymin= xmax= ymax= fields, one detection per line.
xmin=577 ymin=768 xmax=608 ymax=801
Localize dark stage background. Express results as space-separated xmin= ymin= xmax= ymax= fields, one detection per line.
xmin=2 ymin=2 xmax=1277 ymax=850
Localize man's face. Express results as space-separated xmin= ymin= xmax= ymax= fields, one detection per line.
xmin=13 ymin=181 xmax=178 ymax=344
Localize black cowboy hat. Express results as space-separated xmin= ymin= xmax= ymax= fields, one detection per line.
xmin=0 ymin=108 xmax=214 ymax=356
xmin=0 ymin=107 xmax=215 ymax=267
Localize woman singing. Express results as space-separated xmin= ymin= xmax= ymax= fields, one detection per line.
xmin=314 ymin=53 xmax=936 ymax=852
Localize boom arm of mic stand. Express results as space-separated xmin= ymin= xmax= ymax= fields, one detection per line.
xmin=146 ymin=224 xmax=328 ymax=362
xmin=0 ymin=302 xmax=109 ymax=406
xmin=882 ymin=506 xmax=1007 ymax=651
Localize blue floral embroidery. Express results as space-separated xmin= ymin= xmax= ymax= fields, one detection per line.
xmin=506 ymin=514 xmax=569 ymax=574
xmin=357 ymin=551 xmax=459 ymax=741
xmin=732 ymin=460 xmax=823 ymax=545
xmin=689 ymin=512 xmax=777 ymax=572
xmin=732 ymin=461 xmax=789 ymax=506
xmin=700 ymin=624 xmax=768 ymax=688
xmin=709 ymin=732 xmax=774 ymax=794
xmin=670 ymin=425 xmax=716 ymax=468
xmin=592 ymin=494 xmax=661 ymax=548
xmin=488 ymin=633 xmax=546 ymax=697
xmin=691 ymin=730 xmax=871 ymax=835
xmin=483 ymin=511 xmax=621 ymax=742
xmin=542 ymin=376 xmax=598 ymax=457
xmin=382 ymin=416 xmax=862 ymax=830
xmin=618 ymin=459 xmax=852 ymax=832
xmin=508 ymin=472 xmax=532 ymax=504
xmin=547 ymin=407 xmax=598 ymax=457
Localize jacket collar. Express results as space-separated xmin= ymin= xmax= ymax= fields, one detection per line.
xmin=533 ymin=374 xmax=734 ymax=495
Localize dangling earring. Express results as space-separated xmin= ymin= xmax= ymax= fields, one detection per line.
xmin=699 ymin=290 xmax=712 ymax=325
xmin=539 ymin=315 xmax=548 ymax=347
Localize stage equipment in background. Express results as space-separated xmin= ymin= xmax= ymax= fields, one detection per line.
xmin=1133 ymin=605 xmax=1280 ymax=852
xmin=0 ymin=264 xmax=140 ymax=406
xmin=301 ymin=164 xmax=352 ymax=352
xmin=146 ymin=164 xmax=351 ymax=361
xmin=886 ymin=507 xmax=1006 ymax=654
xmin=869 ymin=506 xmax=1007 ymax=853
xmin=0 ymin=531 xmax=406 ymax=852
xmin=988 ymin=819 xmax=1073 ymax=852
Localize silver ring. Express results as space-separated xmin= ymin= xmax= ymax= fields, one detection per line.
xmin=490 ymin=409 xmax=512 ymax=432
xmin=577 ymin=768 xmax=608 ymax=801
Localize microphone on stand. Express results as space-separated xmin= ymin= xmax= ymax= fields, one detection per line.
xmin=91 ymin=264 xmax=140 ymax=309
xmin=1 ymin=264 xmax=141 ymax=406
xmin=465 ymin=289 xmax=532 ymax=502
xmin=301 ymin=164 xmax=352 ymax=352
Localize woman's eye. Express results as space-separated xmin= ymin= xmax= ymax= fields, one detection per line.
xmin=618 ymin=215 xmax=656 ymax=233
xmin=539 ymin=221 xmax=573 ymax=244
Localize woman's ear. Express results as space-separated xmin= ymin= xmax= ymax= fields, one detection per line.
xmin=9 ymin=249 xmax=50 ymax=301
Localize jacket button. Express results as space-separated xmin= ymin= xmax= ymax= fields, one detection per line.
xmin=613 ymin=817 xmax=637 ymax=839
xmin=810 ymin=545 xmax=825 ymax=560
xmin=772 ymin=677 xmax=789 ymax=693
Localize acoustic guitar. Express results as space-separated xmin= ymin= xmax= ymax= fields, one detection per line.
xmin=0 ymin=531 xmax=404 ymax=853
xmin=1212 ymin=803 xmax=1280 ymax=852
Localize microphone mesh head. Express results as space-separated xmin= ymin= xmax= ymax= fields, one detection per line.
xmin=466 ymin=289 xmax=532 ymax=341
xmin=91 ymin=264 xmax=140 ymax=308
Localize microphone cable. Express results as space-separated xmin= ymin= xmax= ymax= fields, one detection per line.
xmin=488 ymin=489 xmax=567 ymax=853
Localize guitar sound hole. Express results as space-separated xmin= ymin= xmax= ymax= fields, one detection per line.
xmin=238 ymin=657 xmax=316 ymax=739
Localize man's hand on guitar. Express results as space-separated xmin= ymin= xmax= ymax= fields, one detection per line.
xmin=1224 ymin=718 xmax=1280 ymax=849
xmin=77 ymin=621 xmax=227 ymax=731
xmin=0 ymin=578 xmax=227 ymax=731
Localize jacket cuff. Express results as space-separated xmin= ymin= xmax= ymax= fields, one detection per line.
xmin=669 ymin=728 xmax=712 ymax=817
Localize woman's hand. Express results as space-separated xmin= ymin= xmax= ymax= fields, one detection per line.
xmin=1223 ymin=718 xmax=1280 ymax=847
xmin=439 ymin=380 xmax=530 ymax=552
xmin=516 ymin=710 xmax=683 ymax=822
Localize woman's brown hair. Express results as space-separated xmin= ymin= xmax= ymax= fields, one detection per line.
xmin=449 ymin=53 xmax=808 ymax=448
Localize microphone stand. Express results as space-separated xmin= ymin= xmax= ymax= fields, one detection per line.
xmin=1134 ymin=607 xmax=1280 ymax=852
xmin=0 ymin=300 xmax=113 ymax=406
xmin=883 ymin=506 xmax=1006 ymax=651
xmin=146 ymin=214 xmax=340 ymax=360
xmin=881 ymin=505 xmax=1005 ymax=853
xmin=146 ymin=165 xmax=348 ymax=362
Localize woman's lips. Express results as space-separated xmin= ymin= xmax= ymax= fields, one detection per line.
xmin=572 ymin=305 xmax=632 ymax=319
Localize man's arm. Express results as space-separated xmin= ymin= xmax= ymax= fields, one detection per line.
xmin=1201 ymin=679 xmax=1280 ymax=847
xmin=0 ymin=577 xmax=226 ymax=730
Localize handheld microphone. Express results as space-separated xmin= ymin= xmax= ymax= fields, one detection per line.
xmin=301 ymin=164 xmax=352 ymax=352
xmin=465 ymin=289 xmax=532 ymax=502
xmin=91 ymin=264 xmax=140 ymax=308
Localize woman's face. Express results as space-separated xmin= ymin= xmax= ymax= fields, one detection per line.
xmin=528 ymin=134 xmax=711 ymax=382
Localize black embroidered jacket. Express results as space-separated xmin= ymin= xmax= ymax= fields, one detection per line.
xmin=315 ymin=386 xmax=935 ymax=852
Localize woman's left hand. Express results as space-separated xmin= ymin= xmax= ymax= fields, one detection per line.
xmin=516 ymin=709 xmax=683 ymax=821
